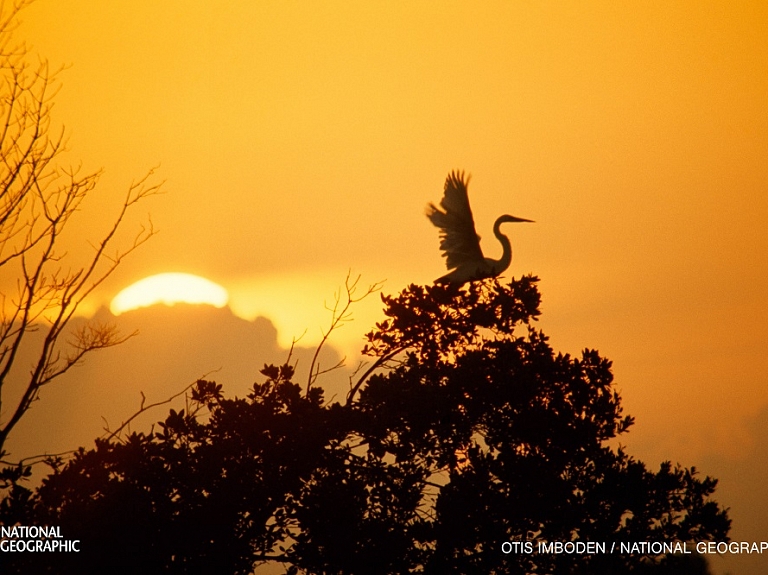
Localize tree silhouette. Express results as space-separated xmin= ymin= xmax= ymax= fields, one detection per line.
xmin=0 ymin=278 xmax=728 ymax=574
xmin=0 ymin=2 xmax=160 ymax=458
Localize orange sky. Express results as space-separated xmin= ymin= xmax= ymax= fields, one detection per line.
xmin=9 ymin=2 xmax=768 ymax=572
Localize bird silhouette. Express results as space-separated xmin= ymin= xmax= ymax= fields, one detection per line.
xmin=426 ymin=171 xmax=533 ymax=285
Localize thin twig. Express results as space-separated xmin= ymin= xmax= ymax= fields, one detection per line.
xmin=305 ymin=271 xmax=383 ymax=394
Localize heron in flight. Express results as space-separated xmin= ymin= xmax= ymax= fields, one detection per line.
xmin=426 ymin=171 xmax=533 ymax=285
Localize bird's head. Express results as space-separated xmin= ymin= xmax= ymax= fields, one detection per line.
xmin=497 ymin=214 xmax=534 ymax=225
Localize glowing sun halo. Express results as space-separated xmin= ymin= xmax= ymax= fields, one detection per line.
xmin=110 ymin=273 xmax=229 ymax=315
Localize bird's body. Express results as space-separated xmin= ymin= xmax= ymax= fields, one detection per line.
xmin=426 ymin=171 xmax=532 ymax=285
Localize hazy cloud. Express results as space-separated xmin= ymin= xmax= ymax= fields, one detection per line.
xmin=5 ymin=304 xmax=352 ymax=462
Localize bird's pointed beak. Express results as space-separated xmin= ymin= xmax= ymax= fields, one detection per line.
xmin=504 ymin=215 xmax=534 ymax=223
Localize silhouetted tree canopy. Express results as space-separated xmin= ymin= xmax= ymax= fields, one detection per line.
xmin=0 ymin=277 xmax=728 ymax=574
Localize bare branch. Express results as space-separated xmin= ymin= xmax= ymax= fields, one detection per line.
xmin=0 ymin=448 xmax=75 ymax=470
xmin=0 ymin=3 xmax=162 ymax=454
xmin=305 ymin=271 xmax=383 ymax=394
xmin=102 ymin=379 xmax=198 ymax=443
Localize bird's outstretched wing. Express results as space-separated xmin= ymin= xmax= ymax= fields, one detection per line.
xmin=426 ymin=171 xmax=484 ymax=270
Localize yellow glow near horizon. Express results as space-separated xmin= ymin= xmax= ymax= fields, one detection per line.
xmin=226 ymin=272 xmax=383 ymax=356
xmin=110 ymin=273 xmax=229 ymax=315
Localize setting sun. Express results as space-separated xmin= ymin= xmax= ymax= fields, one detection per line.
xmin=110 ymin=273 xmax=229 ymax=315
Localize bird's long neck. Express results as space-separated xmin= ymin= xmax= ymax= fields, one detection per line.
xmin=492 ymin=218 xmax=512 ymax=272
